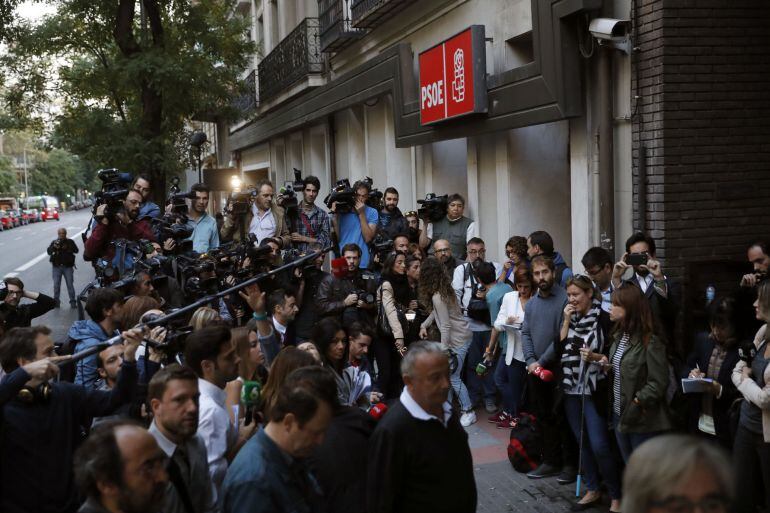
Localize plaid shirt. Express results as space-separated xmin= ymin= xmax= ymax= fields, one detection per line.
xmin=293 ymin=204 xmax=331 ymax=253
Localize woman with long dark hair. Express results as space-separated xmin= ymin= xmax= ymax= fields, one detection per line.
xmin=375 ymin=251 xmax=411 ymax=398
xmin=418 ymin=257 xmax=476 ymax=426
xmin=313 ymin=317 xmax=351 ymax=405
xmin=732 ymin=281 xmax=770 ymax=513
xmin=607 ymin=285 xmax=671 ymax=462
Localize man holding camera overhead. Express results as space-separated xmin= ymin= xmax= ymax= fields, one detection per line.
xmin=331 ymin=179 xmax=379 ymax=269
xmin=419 ymin=193 xmax=477 ymax=260
xmin=220 ymin=179 xmax=291 ymax=247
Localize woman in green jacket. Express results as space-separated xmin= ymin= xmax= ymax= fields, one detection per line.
xmin=606 ymin=285 xmax=672 ymax=462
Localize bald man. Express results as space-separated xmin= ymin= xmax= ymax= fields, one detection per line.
xmin=47 ymin=227 xmax=79 ymax=308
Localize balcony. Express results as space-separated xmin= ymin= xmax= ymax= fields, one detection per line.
xmin=232 ymin=70 xmax=258 ymax=117
xmin=351 ymin=0 xmax=417 ymax=29
xmin=258 ymin=18 xmax=323 ymax=104
xmin=319 ymin=0 xmax=366 ymax=54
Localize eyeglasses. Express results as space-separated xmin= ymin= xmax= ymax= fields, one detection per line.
xmin=648 ymin=494 xmax=729 ymax=513
xmin=6 ymin=290 xmax=22 ymax=296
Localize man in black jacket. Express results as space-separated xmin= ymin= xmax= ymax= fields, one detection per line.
xmin=48 ymin=227 xmax=79 ymax=308
xmin=367 ymin=341 xmax=476 ymax=513
xmin=376 ymin=187 xmax=408 ymax=241
xmin=0 ymin=325 xmax=143 ymax=513
xmin=316 ymin=244 xmax=378 ymax=326
xmin=0 ymin=277 xmax=57 ymax=329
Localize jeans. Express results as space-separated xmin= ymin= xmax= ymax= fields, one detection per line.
xmin=564 ymin=395 xmax=622 ymax=499
xmin=494 ymin=356 xmax=526 ymax=416
xmin=52 ymin=265 xmax=75 ymax=303
xmin=612 ymin=413 xmax=661 ymax=463
xmin=733 ymin=423 xmax=770 ymax=513
xmin=465 ymin=330 xmax=496 ymax=403
xmin=450 ymin=340 xmax=472 ymax=412
xmin=529 ymin=372 xmax=578 ymax=467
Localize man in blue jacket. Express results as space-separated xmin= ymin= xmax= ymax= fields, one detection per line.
xmin=527 ymin=230 xmax=573 ymax=288
xmin=67 ymin=287 xmax=124 ymax=388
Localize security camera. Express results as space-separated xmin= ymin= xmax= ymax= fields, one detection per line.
xmin=588 ymin=18 xmax=632 ymax=54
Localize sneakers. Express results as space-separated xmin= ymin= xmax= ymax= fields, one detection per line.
xmin=460 ymin=410 xmax=477 ymax=427
xmin=496 ymin=417 xmax=520 ymax=429
xmin=487 ymin=411 xmax=509 ymax=423
xmin=526 ymin=463 xmax=561 ymax=479
xmin=484 ymin=399 xmax=498 ymax=414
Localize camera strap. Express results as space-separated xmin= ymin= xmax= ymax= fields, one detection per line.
xmin=299 ymin=212 xmax=316 ymax=239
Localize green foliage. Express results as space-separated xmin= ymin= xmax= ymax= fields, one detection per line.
xmin=3 ymin=0 xmax=255 ymax=203
xmin=0 ymin=156 xmax=18 ymax=195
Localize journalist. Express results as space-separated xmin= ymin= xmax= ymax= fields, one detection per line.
xmin=48 ymin=227 xmax=79 ymax=308
xmin=331 ymin=179 xmax=378 ymax=269
xmin=132 ymin=174 xmax=161 ymax=220
xmin=0 ymin=325 xmax=142 ymax=513
xmin=419 ymin=193 xmax=476 ymax=260
xmin=84 ymin=189 xmax=157 ymax=267
xmin=221 ymin=179 xmax=291 ymax=247
xmin=289 ymin=175 xmax=331 ymax=253
xmin=293 ymin=249 xmax=329 ymax=342
xmin=221 ymin=366 xmax=337 ymax=513
xmin=499 ymin=235 xmax=528 ymax=287
xmin=527 ymin=230 xmax=573 ymax=287
xmin=433 ymin=238 xmax=463 ymax=272
xmin=317 ymin=243 xmax=378 ymax=326
xmin=185 ymin=182 xmax=220 ymax=253
xmin=73 ymin=421 xmax=168 ymax=513
xmin=0 ymin=277 xmax=56 ymax=329
xmin=582 ymin=246 xmax=615 ymax=313
xmin=740 ymin=239 xmax=770 ymax=288
xmin=377 ymin=187 xmax=409 ymax=240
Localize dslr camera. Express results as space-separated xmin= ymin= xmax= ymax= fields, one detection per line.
xmin=417 ymin=193 xmax=448 ymax=222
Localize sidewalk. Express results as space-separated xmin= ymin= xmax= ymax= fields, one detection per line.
xmin=466 ymin=408 xmax=605 ymax=513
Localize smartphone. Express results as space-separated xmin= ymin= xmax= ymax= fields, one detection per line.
xmin=626 ymin=252 xmax=648 ymax=266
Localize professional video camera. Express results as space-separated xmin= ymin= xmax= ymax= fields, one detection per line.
xmin=93 ymin=168 xmax=133 ymax=221
xmin=372 ymin=233 xmax=394 ymax=262
xmin=167 ymin=177 xmax=196 ymax=216
xmin=324 ymin=176 xmax=382 ymax=213
xmin=227 ymin=187 xmax=257 ymax=216
xmin=417 ymin=193 xmax=449 ymax=222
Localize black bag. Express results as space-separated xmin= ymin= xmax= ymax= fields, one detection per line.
xmin=463 ymin=264 xmax=491 ymax=325
xmin=377 ymin=287 xmax=408 ymax=338
xmin=507 ymin=413 xmax=543 ymax=473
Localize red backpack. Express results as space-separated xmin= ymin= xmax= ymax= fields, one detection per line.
xmin=507 ymin=412 xmax=543 ymax=472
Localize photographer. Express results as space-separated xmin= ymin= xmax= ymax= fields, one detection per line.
xmin=0 ymin=277 xmax=57 ymax=330
xmin=185 ymin=182 xmax=220 ymax=253
xmin=331 ymin=180 xmax=379 ymax=269
xmin=294 ymin=249 xmax=330 ymax=343
xmin=289 ymin=175 xmax=331 ymax=254
xmin=419 ymin=193 xmax=476 ymax=260
xmin=317 ymin=244 xmax=378 ymax=326
xmin=377 ymin=187 xmax=408 ymax=241
xmin=48 ymin=228 xmax=79 ymax=309
xmin=84 ymin=189 xmax=157 ymax=265
xmin=0 ymin=325 xmax=142 ymax=513
xmin=132 ymin=174 xmax=161 ymax=220
xmin=221 ymin=179 xmax=291 ymax=247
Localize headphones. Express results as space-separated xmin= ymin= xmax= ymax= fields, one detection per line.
xmin=17 ymin=382 xmax=52 ymax=404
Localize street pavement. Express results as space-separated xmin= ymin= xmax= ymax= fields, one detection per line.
xmin=0 ymin=209 xmax=606 ymax=512
xmin=466 ymin=411 xmax=606 ymax=513
xmin=0 ymin=209 xmax=94 ymax=340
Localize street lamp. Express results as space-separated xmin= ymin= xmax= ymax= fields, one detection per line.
xmin=230 ymin=175 xmax=242 ymax=191
xmin=190 ymin=131 xmax=208 ymax=183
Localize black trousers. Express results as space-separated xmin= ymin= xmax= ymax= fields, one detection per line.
xmin=527 ymin=373 xmax=578 ymax=468
xmin=733 ymin=423 xmax=770 ymax=513
xmin=373 ymin=334 xmax=403 ymax=399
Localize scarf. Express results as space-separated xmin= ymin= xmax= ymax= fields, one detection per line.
xmin=561 ymin=298 xmax=604 ymax=394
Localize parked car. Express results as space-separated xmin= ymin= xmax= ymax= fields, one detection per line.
xmin=16 ymin=210 xmax=29 ymax=225
xmin=7 ymin=210 xmax=20 ymax=228
xmin=42 ymin=206 xmax=59 ymax=221
xmin=83 ymin=199 xmax=93 ymax=207
xmin=24 ymin=209 xmax=38 ymax=223
xmin=0 ymin=210 xmax=13 ymax=230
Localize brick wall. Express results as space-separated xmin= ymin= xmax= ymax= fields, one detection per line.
xmin=632 ymin=0 xmax=770 ymax=337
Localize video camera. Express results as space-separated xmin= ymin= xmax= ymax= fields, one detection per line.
xmin=167 ymin=177 xmax=196 ymax=216
xmin=417 ymin=193 xmax=448 ymax=222
xmin=228 ymin=188 xmax=256 ymax=216
xmin=372 ymin=233 xmax=394 ymax=262
xmin=93 ymin=168 xmax=133 ymax=221
xmin=324 ymin=176 xmax=382 ymax=213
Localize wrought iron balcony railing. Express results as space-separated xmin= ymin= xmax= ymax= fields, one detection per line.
xmin=232 ymin=69 xmax=258 ymax=116
xmin=351 ymin=0 xmax=416 ymax=29
xmin=258 ymin=18 xmax=323 ymax=103
xmin=319 ymin=0 xmax=366 ymax=53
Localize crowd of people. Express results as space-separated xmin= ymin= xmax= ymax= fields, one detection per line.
xmin=0 ymin=172 xmax=766 ymax=513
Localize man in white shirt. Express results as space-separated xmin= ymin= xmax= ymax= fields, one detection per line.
xmin=452 ymin=237 xmax=503 ymax=413
xmin=220 ymin=180 xmax=291 ymax=247
xmin=183 ymin=325 xmax=255 ymax=502
xmin=147 ymin=364 xmax=217 ymax=513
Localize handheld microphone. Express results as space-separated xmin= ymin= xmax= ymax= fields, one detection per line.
xmin=369 ymin=402 xmax=388 ymax=420
xmin=532 ymin=366 xmax=554 ymax=382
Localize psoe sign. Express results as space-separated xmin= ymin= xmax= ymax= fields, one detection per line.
xmin=419 ymin=25 xmax=487 ymax=126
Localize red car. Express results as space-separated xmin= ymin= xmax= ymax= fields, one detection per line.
xmin=42 ymin=206 xmax=60 ymax=221
xmin=0 ymin=210 xmax=12 ymax=229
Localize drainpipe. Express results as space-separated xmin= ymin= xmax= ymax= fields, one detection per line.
xmin=597 ymin=45 xmax=614 ymax=254
xmin=328 ymin=114 xmax=337 ymax=184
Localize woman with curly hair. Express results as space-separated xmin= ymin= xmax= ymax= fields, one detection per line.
xmin=499 ymin=235 xmax=529 ymax=287
xmin=417 ymin=257 xmax=476 ymax=426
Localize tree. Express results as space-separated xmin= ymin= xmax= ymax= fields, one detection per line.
xmin=3 ymin=0 xmax=255 ymax=205
xmin=0 ymin=156 xmax=18 ymax=195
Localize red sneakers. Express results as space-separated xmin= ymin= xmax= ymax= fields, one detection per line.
xmin=487 ymin=411 xmax=510 ymax=423
xmin=496 ymin=417 xmax=520 ymax=429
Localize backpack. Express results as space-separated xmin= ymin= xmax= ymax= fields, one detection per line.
xmin=507 ymin=413 xmax=543 ymax=473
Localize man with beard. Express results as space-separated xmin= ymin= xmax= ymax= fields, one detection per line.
xmin=289 ymin=175 xmax=331 ymax=254
xmin=73 ymin=421 xmax=168 ymax=513
xmin=317 ymin=244 xmax=378 ymax=326
xmin=148 ymin=364 xmax=217 ymax=513
xmin=222 ymin=366 xmax=337 ymax=513
xmin=185 ymin=183 xmax=220 ymax=253
xmin=132 ymin=174 xmax=161 ymax=221
xmin=377 ymin=188 xmax=408 ymax=241
xmin=184 ymin=326 xmax=255 ymax=501
xmin=84 ymin=189 xmax=157 ymax=266
xmin=433 ymin=238 xmax=464 ymax=272
xmin=521 ymin=255 xmax=577 ymax=483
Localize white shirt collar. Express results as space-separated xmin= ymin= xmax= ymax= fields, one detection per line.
xmin=400 ymin=388 xmax=452 ymax=426
xmin=149 ymin=420 xmax=179 ymax=457
xmin=273 ymin=317 xmax=287 ymax=335
xmin=198 ymin=378 xmax=226 ymax=407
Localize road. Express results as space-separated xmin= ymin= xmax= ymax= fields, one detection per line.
xmin=0 ymin=209 xmax=95 ymax=340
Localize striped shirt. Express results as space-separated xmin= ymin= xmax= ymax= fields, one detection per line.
xmin=612 ymin=333 xmax=631 ymax=416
